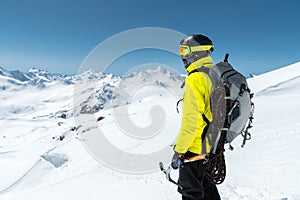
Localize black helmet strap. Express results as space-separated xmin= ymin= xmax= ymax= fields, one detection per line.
xmin=182 ymin=51 xmax=210 ymax=68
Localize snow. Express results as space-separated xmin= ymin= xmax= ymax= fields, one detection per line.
xmin=0 ymin=64 xmax=300 ymax=200
xmin=247 ymin=61 xmax=300 ymax=94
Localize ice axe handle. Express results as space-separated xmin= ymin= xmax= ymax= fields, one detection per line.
xmin=159 ymin=162 xmax=183 ymax=190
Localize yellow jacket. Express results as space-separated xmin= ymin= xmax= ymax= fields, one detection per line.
xmin=175 ymin=56 xmax=213 ymax=154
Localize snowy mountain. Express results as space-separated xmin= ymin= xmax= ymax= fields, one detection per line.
xmin=0 ymin=63 xmax=300 ymax=200
xmin=0 ymin=66 xmax=184 ymax=118
xmin=0 ymin=67 xmax=74 ymax=90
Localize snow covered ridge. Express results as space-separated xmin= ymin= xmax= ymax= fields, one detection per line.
xmin=0 ymin=65 xmax=183 ymax=86
xmin=0 ymin=66 xmax=184 ymax=116
xmin=77 ymin=67 xmax=184 ymax=114
xmin=0 ymin=67 xmax=67 ymax=82
xmin=247 ymin=61 xmax=300 ymax=94
xmin=0 ymin=67 xmax=75 ymax=89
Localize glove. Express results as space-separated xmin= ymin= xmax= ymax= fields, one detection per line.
xmin=171 ymin=151 xmax=184 ymax=170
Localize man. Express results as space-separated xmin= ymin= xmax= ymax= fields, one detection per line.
xmin=171 ymin=34 xmax=221 ymax=200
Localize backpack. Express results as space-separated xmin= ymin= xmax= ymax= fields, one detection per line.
xmin=188 ymin=54 xmax=255 ymax=184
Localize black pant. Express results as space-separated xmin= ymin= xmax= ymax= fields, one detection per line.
xmin=178 ymin=158 xmax=220 ymax=200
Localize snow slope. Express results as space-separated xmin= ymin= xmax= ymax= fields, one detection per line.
xmin=0 ymin=63 xmax=300 ymax=200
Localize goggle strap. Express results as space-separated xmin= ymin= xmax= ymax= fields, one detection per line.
xmin=190 ymin=45 xmax=213 ymax=52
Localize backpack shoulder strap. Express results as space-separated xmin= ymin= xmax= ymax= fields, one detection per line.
xmin=188 ymin=66 xmax=210 ymax=76
xmin=180 ymin=66 xmax=211 ymax=89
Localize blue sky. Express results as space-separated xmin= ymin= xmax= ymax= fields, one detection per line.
xmin=0 ymin=0 xmax=299 ymax=76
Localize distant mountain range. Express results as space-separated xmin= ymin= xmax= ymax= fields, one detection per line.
xmin=0 ymin=67 xmax=75 ymax=88
xmin=0 ymin=66 xmax=185 ymax=115
xmin=0 ymin=66 xmax=184 ymax=87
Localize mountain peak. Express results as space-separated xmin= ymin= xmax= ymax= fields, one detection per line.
xmin=0 ymin=66 xmax=73 ymax=87
xmin=124 ymin=66 xmax=172 ymax=78
xmin=156 ymin=65 xmax=169 ymax=73
xmin=0 ymin=66 xmax=10 ymax=76
xmin=28 ymin=67 xmax=49 ymax=74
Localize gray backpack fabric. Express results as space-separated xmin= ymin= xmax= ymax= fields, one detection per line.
xmin=208 ymin=59 xmax=254 ymax=149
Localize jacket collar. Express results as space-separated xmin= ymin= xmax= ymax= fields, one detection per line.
xmin=186 ymin=56 xmax=213 ymax=74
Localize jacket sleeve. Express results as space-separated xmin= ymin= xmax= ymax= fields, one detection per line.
xmin=174 ymin=75 xmax=206 ymax=154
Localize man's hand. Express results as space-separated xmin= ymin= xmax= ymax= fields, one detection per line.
xmin=171 ymin=151 xmax=184 ymax=169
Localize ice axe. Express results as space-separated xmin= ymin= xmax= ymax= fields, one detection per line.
xmin=159 ymin=154 xmax=207 ymax=189
xmin=159 ymin=162 xmax=183 ymax=189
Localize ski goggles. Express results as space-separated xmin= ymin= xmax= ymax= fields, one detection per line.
xmin=179 ymin=45 xmax=213 ymax=58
